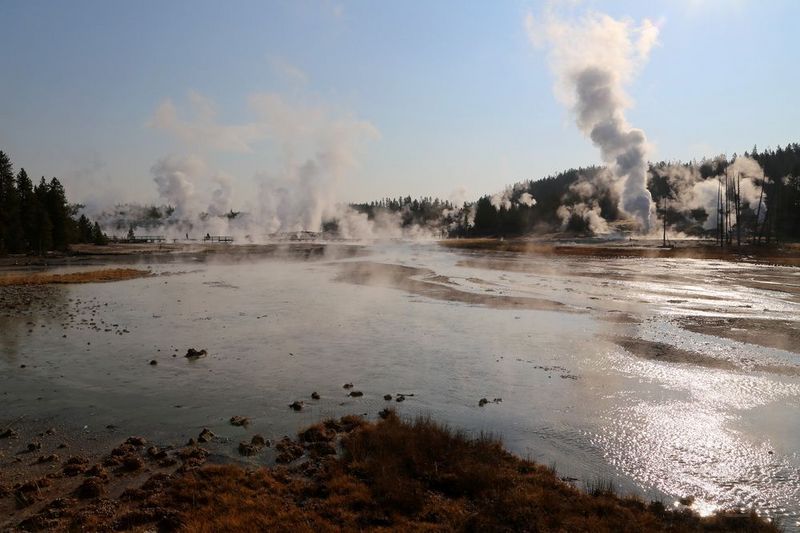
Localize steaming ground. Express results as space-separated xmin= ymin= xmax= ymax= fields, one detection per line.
xmin=1 ymin=242 xmax=799 ymax=528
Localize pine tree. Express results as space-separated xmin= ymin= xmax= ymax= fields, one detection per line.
xmin=45 ymin=177 xmax=70 ymax=250
xmin=16 ymin=168 xmax=37 ymax=251
xmin=0 ymin=151 xmax=17 ymax=253
xmin=33 ymin=177 xmax=53 ymax=253
xmin=77 ymin=214 xmax=93 ymax=243
xmin=92 ymin=222 xmax=108 ymax=245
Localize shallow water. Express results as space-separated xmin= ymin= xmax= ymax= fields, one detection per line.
xmin=1 ymin=242 xmax=799 ymax=527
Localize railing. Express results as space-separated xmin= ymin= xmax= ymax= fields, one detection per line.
xmin=202 ymin=235 xmax=234 ymax=243
xmin=123 ymin=235 xmax=165 ymax=243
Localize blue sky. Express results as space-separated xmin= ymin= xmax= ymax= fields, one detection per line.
xmin=0 ymin=0 xmax=798 ymax=208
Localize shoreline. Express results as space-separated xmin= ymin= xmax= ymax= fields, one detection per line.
xmin=0 ymin=411 xmax=777 ymax=532
xmin=0 ymin=237 xmax=798 ymax=270
xmin=440 ymin=237 xmax=800 ymax=266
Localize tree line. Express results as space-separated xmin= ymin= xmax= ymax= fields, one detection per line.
xmin=459 ymin=144 xmax=800 ymax=240
xmin=0 ymin=150 xmax=106 ymax=255
xmin=351 ymin=196 xmax=456 ymax=228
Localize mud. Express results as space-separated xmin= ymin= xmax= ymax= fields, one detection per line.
xmin=677 ymin=316 xmax=800 ymax=355
xmin=442 ymin=238 xmax=800 ymax=267
xmin=334 ymin=261 xmax=578 ymax=312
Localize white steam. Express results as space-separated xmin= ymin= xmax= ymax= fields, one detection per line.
xmin=654 ymin=156 xmax=766 ymax=230
xmin=526 ymin=9 xmax=658 ymax=232
xmin=490 ymin=183 xmax=537 ymax=211
xmin=98 ymin=88 xmax=449 ymax=241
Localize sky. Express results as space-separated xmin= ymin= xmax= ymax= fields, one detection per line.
xmin=0 ymin=0 xmax=798 ymax=210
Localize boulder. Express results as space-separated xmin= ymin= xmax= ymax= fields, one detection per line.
xmin=185 ymin=348 xmax=207 ymax=359
xmin=229 ymin=416 xmax=249 ymax=427
xmin=197 ymin=428 xmax=215 ymax=443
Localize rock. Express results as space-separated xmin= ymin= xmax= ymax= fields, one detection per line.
xmin=383 ymin=394 xmax=392 ymax=401
xmin=27 ymin=441 xmax=42 ymax=452
xmin=238 ymin=441 xmax=260 ymax=456
xmin=395 ymin=394 xmax=406 ymax=403
xmin=299 ymin=425 xmax=334 ymax=443
xmin=229 ymin=416 xmax=249 ymax=427
xmin=342 ymin=383 xmax=354 ymax=389
xmin=76 ymin=477 xmax=105 ymax=499
xmin=121 ymin=454 xmax=144 ymax=471
xmin=197 ymin=428 xmax=215 ymax=443
xmin=185 ymin=348 xmax=208 ymax=359
xmin=311 ymin=391 xmax=320 ymax=400
xmin=275 ymin=437 xmax=304 ymax=464
xmin=36 ymin=454 xmax=59 ymax=464
xmin=478 ymin=398 xmax=489 ymax=407
xmin=0 ymin=428 xmax=20 ymax=439
xmin=125 ymin=436 xmax=147 ymax=447
xmin=251 ymin=434 xmax=268 ymax=447
xmin=289 ymin=401 xmax=304 ymax=411
xmin=63 ymin=456 xmax=89 ymax=476
xmin=85 ymin=464 xmax=108 ymax=478
xmin=149 ymin=360 xmax=158 ymax=366
xmin=348 ymin=390 xmax=364 ymax=397
xmin=158 ymin=457 xmax=178 ymax=467
xmin=147 ymin=446 xmax=168 ymax=459
xmin=178 ymin=446 xmax=209 ymax=462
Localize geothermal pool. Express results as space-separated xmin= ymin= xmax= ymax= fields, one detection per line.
xmin=1 ymin=242 xmax=799 ymax=526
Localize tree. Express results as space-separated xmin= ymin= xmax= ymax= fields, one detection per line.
xmin=77 ymin=214 xmax=93 ymax=243
xmin=16 ymin=168 xmax=37 ymax=250
xmin=92 ymin=222 xmax=108 ymax=245
xmin=45 ymin=177 xmax=71 ymax=250
xmin=0 ymin=151 xmax=22 ymax=253
xmin=33 ymin=177 xmax=53 ymax=253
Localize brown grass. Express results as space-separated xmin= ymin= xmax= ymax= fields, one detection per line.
xmin=169 ymin=413 xmax=776 ymax=532
xmin=0 ymin=268 xmax=150 ymax=286
xmin=5 ymin=413 xmax=778 ymax=532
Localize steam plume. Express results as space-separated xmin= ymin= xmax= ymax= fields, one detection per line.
xmin=526 ymin=9 xmax=659 ymax=232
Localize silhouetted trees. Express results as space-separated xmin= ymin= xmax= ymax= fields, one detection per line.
xmin=450 ymin=144 xmax=800 ymax=240
xmin=0 ymin=150 xmax=107 ymax=255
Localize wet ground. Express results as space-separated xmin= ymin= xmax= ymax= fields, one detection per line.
xmin=1 ymin=242 xmax=799 ymax=528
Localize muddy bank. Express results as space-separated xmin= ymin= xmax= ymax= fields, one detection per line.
xmin=441 ymin=238 xmax=800 ymax=266
xmin=613 ymin=336 xmax=800 ymax=376
xmin=612 ymin=336 xmax=738 ymax=370
xmin=0 ymin=242 xmax=367 ymax=269
xmin=0 ymin=269 xmax=150 ymax=287
xmin=0 ymin=413 xmax=775 ymax=532
xmin=677 ymin=316 xmax=800 ymax=355
xmin=335 ymin=261 xmax=577 ymax=312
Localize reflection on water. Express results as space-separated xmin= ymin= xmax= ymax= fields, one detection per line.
xmin=1 ymin=242 xmax=798 ymax=527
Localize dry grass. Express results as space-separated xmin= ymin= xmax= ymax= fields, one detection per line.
xmin=0 ymin=268 xmax=150 ymax=286
xmin=169 ymin=413 xmax=776 ymax=532
xmin=5 ymin=413 xmax=778 ymax=532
